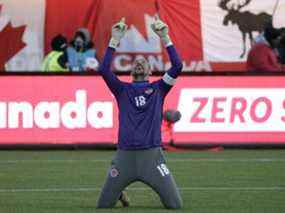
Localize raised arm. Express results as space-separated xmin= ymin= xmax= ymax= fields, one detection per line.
xmin=151 ymin=16 xmax=183 ymax=93
xmin=99 ymin=18 xmax=128 ymax=96
xmin=162 ymin=45 xmax=183 ymax=86
xmin=99 ymin=47 xmax=123 ymax=96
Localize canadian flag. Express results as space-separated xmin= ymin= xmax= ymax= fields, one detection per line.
xmin=0 ymin=0 xmax=45 ymax=71
xmin=0 ymin=0 xmax=284 ymax=72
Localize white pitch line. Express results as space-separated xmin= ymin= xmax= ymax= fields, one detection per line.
xmin=169 ymin=158 xmax=285 ymax=162
xmin=0 ymin=187 xmax=285 ymax=193
xmin=0 ymin=159 xmax=112 ymax=164
xmin=1 ymin=158 xmax=285 ymax=164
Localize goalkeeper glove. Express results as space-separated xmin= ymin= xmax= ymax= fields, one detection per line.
xmin=151 ymin=15 xmax=173 ymax=47
xmin=109 ymin=17 xmax=128 ymax=49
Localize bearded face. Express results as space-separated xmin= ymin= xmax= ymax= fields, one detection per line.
xmin=131 ymin=58 xmax=152 ymax=80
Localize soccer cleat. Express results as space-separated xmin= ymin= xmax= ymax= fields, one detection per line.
xmin=119 ymin=191 xmax=130 ymax=207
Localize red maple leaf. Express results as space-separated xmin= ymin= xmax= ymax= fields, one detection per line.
xmin=0 ymin=6 xmax=26 ymax=71
xmin=90 ymin=0 xmax=157 ymax=38
xmin=90 ymin=0 xmax=157 ymax=60
xmin=107 ymin=0 xmax=157 ymax=38
xmin=45 ymin=0 xmax=158 ymax=60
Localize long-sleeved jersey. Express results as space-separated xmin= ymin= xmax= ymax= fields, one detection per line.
xmin=99 ymin=46 xmax=183 ymax=150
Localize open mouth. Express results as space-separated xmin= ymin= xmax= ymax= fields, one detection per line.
xmin=134 ymin=64 xmax=144 ymax=73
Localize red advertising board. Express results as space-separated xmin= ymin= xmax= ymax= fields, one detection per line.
xmin=0 ymin=75 xmax=285 ymax=145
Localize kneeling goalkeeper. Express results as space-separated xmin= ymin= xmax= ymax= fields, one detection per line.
xmin=97 ymin=16 xmax=183 ymax=209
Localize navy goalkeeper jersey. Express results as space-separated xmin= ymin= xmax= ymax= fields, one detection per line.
xmin=99 ymin=46 xmax=182 ymax=150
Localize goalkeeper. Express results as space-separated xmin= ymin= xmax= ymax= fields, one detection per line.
xmin=97 ymin=16 xmax=183 ymax=209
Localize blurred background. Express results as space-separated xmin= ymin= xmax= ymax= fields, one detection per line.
xmin=0 ymin=0 xmax=284 ymax=72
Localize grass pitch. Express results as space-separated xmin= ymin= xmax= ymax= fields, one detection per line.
xmin=0 ymin=150 xmax=285 ymax=213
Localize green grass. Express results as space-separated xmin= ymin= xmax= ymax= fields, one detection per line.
xmin=0 ymin=150 xmax=285 ymax=213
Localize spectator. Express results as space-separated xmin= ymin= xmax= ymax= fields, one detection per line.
xmin=247 ymin=27 xmax=283 ymax=72
xmin=42 ymin=34 xmax=69 ymax=72
xmin=67 ymin=28 xmax=98 ymax=71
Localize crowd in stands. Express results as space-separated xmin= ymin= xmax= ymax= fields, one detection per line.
xmin=42 ymin=28 xmax=99 ymax=72
xmin=42 ymin=25 xmax=285 ymax=73
xmin=247 ymin=25 xmax=285 ymax=72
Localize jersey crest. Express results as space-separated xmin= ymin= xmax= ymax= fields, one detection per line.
xmin=145 ymin=88 xmax=154 ymax=95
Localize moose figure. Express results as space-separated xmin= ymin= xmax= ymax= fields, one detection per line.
xmin=219 ymin=0 xmax=272 ymax=58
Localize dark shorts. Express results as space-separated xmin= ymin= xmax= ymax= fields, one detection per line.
xmin=97 ymin=147 xmax=183 ymax=209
